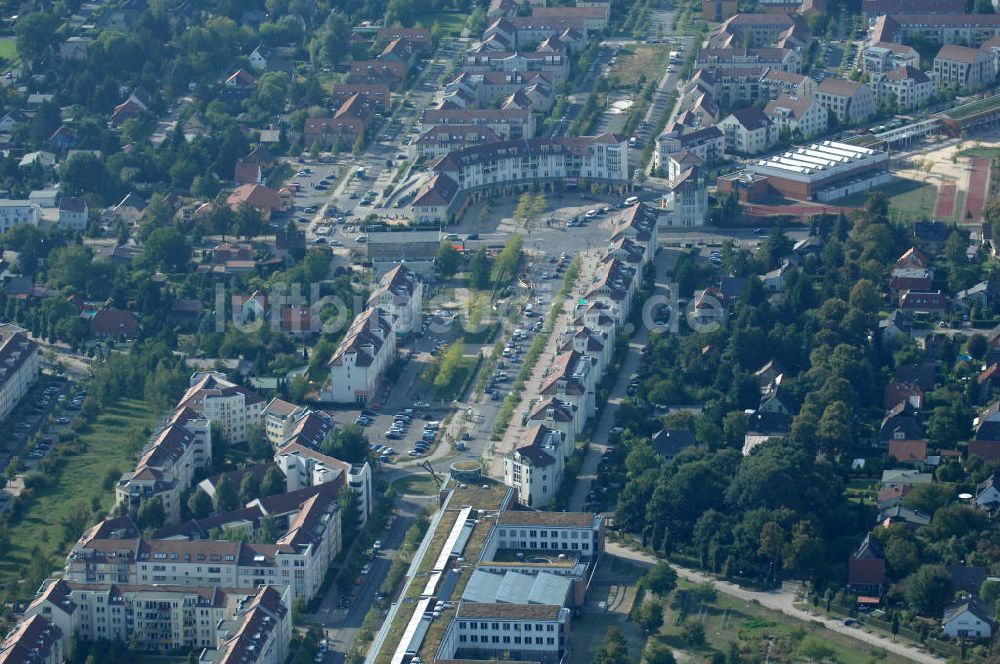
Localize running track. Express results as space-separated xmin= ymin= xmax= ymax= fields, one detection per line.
xmin=934 ymin=183 xmax=956 ymax=219
xmin=963 ymin=158 xmax=991 ymax=222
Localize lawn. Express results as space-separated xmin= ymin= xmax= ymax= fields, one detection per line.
xmin=607 ymin=44 xmax=669 ymax=89
xmin=837 ymin=178 xmax=936 ymax=219
xmin=958 ymin=147 xmax=1000 ymax=159
xmin=392 ymin=475 xmax=440 ymax=496
xmin=0 ymin=38 xmax=16 ymax=62
xmin=418 ymin=12 xmax=466 ymax=36
xmin=0 ymin=398 xmax=159 ymax=597
xmin=649 ymin=578 xmax=912 ymax=664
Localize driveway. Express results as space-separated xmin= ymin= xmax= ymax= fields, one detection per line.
xmin=606 ymin=542 xmax=944 ymax=664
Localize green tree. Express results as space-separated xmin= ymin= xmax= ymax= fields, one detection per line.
xmin=467 ymin=247 xmax=492 ymax=289
xmin=680 ymin=619 xmax=705 ymax=647
xmin=262 ymin=466 xmax=286 ymax=497
xmin=642 ymin=563 xmax=678 ymax=597
xmin=434 ymin=344 xmax=465 ymax=393
xmin=240 ymin=473 xmax=261 ymax=505
xmin=235 ymin=203 xmax=264 ymax=240
xmin=214 ymin=474 xmax=240 ymax=513
xmin=903 ymin=565 xmax=955 ymax=617
xmin=848 ymin=279 xmax=881 ymax=314
xmin=968 ymin=333 xmax=988 ymax=360
xmin=635 ymin=602 xmax=664 ymax=633
xmin=137 ymin=497 xmax=166 ymax=531
xmin=141 ymin=227 xmax=192 ymax=272
xmin=435 ymin=242 xmax=462 ymax=277
xmin=248 ymin=424 xmax=271 ymax=462
xmin=643 ymin=642 xmax=676 ymax=664
xmin=594 ymin=627 xmax=630 ymax=664
xmin=188 ymin=489 xmax=213 ymax=519
xmin=15 ymin=12 xmax=60 ymax=67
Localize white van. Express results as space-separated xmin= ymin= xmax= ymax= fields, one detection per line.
xmin=624 ymin=196 xmax=639 ymax=206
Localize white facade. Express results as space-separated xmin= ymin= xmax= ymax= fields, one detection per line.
xmin=367 ymin=264 xmax=423 ymax=334
xmin=324 ymin=308 xmax=396 ymax=404
xmin=718 ymin=113 xmax=777 ymax=155
xmin=943 ymin=604 xmax=994 ymax=640
xmin=764 ymin=95 xmax=829 ymax=139
xmin=0 ymin=200 xmax=41 ymax=233
xmin=439 ymin=605 xmax=571 ymax=663
xmin=0 ymin=330 xmax=39 ymax=422
xmin=180 ymin=372 xmax=265 ymax=445
xmin=815 ymin=80 xmax=877 ymax=125
xmin=504 ymin=425 xmax=566 ymax=508
xmin=276 ymin=443 xmax=374 ymax=524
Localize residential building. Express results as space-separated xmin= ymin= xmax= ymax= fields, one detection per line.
xmin=504 ymin=425 xmax=567 ymax=508
xmin=200 ymin=586 xmax=292 ymax=664
xmin=976 ymin=471 xmax=1000 ymax=509
xmin=764 ymin=94 xmax=829 ymax=138
xmin=461 ymin=50 xmax=571 ymax=83
xmin=874 ymin=66 xmax=935 ymax=110
xmin=870 ymin=14 xmax=1000 ymax=47
xmin=651 ymin=429 xmax=696 ymax=460
xmin=411 ymin=125 xmax=502 ymax=159
xmin=934 ymin=44 xmax=995 ymax=91
xmin=26 ymin=579 xmax=252 ymax=653
xmin=847 ymin=532 xmax=886 ymax=595
xmin=538 ymin=351 xmax=597 ymax=434
xmin=655 ymin=125 xmax=725 ymax=167
xmin=525 ymin=397 xmax=578 ymax=453
xmin=0 ymin=328 xmax=39 ymax=422
xmin=0 ymin=614 xmax=62 ymax=664
xmin=862 ymin=42 xmax=920 ymax=73
xmin=115 ymin=407 xmax=213 ymax=524
xmin=58 ymin=196 xmax=88 ymax=231
xmin=709 ymin=12 xmax=810 ymax=48
xmin=0 ymin=199 xmax=41 ymax=233
xmin=663 ymin=164 xmax=708 ymax=227
xmin=422 ymin=108 xmax=536 ymax=140
xmin=942 ymin=601 xmax=995 ymax=640
xmin=262 ymin=398 xmax=309 ymax=445
xmin=323 ymin=308 xmax=396 ymax=404
xmin=862 ymin=0 xmax=964 ymax=16
xmin=366 ymin=264 xmax=423 ymax=334
xmin=275 ymin=441 xmax=374 ymax=523
xmin=178 ymin=372 xmax=265 ymax=445
xmin=815 ymin=78 xmax=877 ymax=124
xmin=718 ymin=108 xmax=778 ymax=154
xmin=332 ymin=84 xmax=391 ymax=111
xmin=702 ymin=0 xmax=738 ymax=21
xmin=696 ymin=47 xmax=801 ymax=75
xmin=759 ymin=68 xmax=817 ymax=98
xmin=410 ymin=173 xmax=461 ymax=224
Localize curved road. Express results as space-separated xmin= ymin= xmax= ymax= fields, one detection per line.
xmin=607 ymin=542 xmax=944 ymax=664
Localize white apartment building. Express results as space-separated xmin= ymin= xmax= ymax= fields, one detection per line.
xmin=431 ymin=134 xmax=628 ymax=192
xmin=0 ymin=328 xmax=39 ymax=422
xmin=323 ymin=307 xmax=396 ymax=404
xmin=525 ymin=397 xmax=578 ymax=453
xmin=366 ymin=264 xmax=423 ymax=334
xmin=202 ymin=586 xmax=292 ymax=664
xmin=422 ymin=107 xmax=536 ymax=140
xmin=438 ymin=603 xmax=571 ymax=663
xmin=27 ymin=579 xmax=248 ymax=653
xmin=58 ymin=196 xmax=88 ymax=231
xmin=67 ymin=505 xmax=338 ymax=603
xmin=815 ymin=78 xmax=877 ymax=125
xmin=275 ymin=442 xmax=373 ymax=524
xmin=763 ymin=94 xmax=829 ymax=139
xmin=537 ymin=350 xmax=597 ymax=435
xmin=115 ymin=407 xmax=213 ymax=524
xmin=0 ymin=199 xmax=41 ymax=233
xmin=663 ymin=166 xmax=709 ymax=227
xmin=490 ymin=510 xmax=605 ymax=555
xmin=863 ymin=42 xmax=920 ymax=74
xmin=655 ymin=125 xmax=725 ymax=170
xmin=583 ymin=257 xmax=638 ymax=322
xmin=718 ymin=108 xmax=778 ymax=155
xmin=504 ymin=425 xmax=567 ymax=508
xmin=179 ymin=372 xmax=265 ymax=445
xmin=874 ymin=66 xmax=935 ymax=110
xmin=934 ymin=44 xmax=996 ymax=91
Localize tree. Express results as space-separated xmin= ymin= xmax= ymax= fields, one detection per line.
xmin=137 ymin=497 xmax=166 ymax=531
xmin=467 ymin=247 xmax=492 ymax=289
xmin=15 ymin=12 xmax=60 ymax=67
xmin=214 ymin=474 xmax=240 ymax=513
xmin=643 ymin=642 xmax=676 ymax=664
xmin=848 ymin=279 xmax=881 ymax=314
xmin=141 ymin=227 xmax=192 ymax=272
xmin=188 ymin=489 xmax=213 ymax=519
xmin=258 ymin=515 xmax=280 ymax=543
xmin=594 ymin=627 xmax=630 ymax=664
xmin=635 ymin=602 xmax=664 ymax=633
xmin=235 ymin=203 xmax=264 ymax=240
xmin=968 ymin=333 xmax=988 ymax=360
xmin=435 ymin=242 xmax=461 ymax=277
xmin=642 ymin=563 xmax=678 ymax=597
xmin=903 ymin=565 xmax=955 ymax=617
xmin=240 ymin=473 xmax=261 ymax=505
xmin=262 ymin=466 xmax=286 ymax=497
xmin=680 ymin=619 xmax=706 ymax=647
xmin=248 ymin=424 xmax=271 ymax=462
xmin=783 ymin=521 xmax=824 ymax=579
xmin=796 ymin=636 xmax=836 ymax=662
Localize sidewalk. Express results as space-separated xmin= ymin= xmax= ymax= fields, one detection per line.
xmin=606 ymin=542 xmax=944 ymax=664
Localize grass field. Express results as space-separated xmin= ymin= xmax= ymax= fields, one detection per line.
xmin=607 ymin=44 xmax=669 ymax=88
xmin=418 ymin=12 xmax=465 ymax=36
xmin=0 ymin=398 xmax=159 ymax=596
xmin=649 ymin=578 xmax=912 ymax=664
xmin=838 ymin=179 xmax=937 ymax=219
xmin=958 ymin=147 xmax=1000 ymax=159
xmin=0 ymin=38 xmax=16 ymax=62
xmin=392 ymin=475 xmax=440 ymax=496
